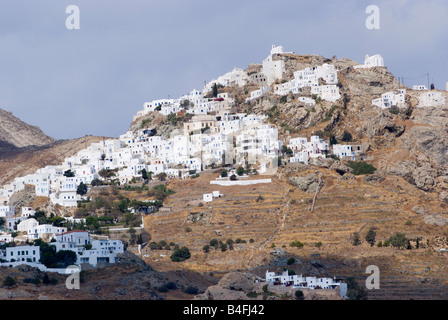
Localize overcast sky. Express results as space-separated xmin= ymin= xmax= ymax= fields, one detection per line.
xmin=0 ymin=0 xmax=447 ymax=140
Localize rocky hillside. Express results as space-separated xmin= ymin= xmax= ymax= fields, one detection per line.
xmin=0 ymin=136 xmax=109 ymax=186
xmin=0 ymin=108 xmax=55 ymax=149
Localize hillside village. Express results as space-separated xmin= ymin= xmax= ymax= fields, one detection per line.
xmin=0 ymin=45 xmax=448 ymax=296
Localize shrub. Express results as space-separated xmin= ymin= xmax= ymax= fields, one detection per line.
xmin=220 ymin=170 xmax=228 ymax=178
xmin=184 ymin=285 xmax=199 ymax=295
xmin=365 ymin=227 xmax=376 ymax=247
xmin=287 ymin=257 xmax=296 ymax=265
xmin=230 ymin=174 xmax=237 ymax=181
xmin=295 ymin=290 xmax=304 ymax=300
xmin=347 ymin=161 xmax=377 ymax=175
xmin=346 ymin=277 xmax=367 ymax=300
xmin=246 ymin=292 xmax=259 ymax=298
xmin=210 ymin=239 xmax=219 ymax=249
xmin=236 ymin=166 xmax=245 ymax=176
xmin=341 ymin=131 xmax=353 ymax=142
xmin=170 ymin=246 xmax=191 ymax=262
xmin=315 ymin=242 xmax=322 ymax=248
xmin=166 ymin=282 xmax=177 ymax=290
xmin=203 ymin=245 xmax=210 ymax=253
xmin=388 ymin=232 xmax=410 ymax=250
xmin=290 ymin=241 xmax=304 ymax=248
xmin=352 ymin=232 xmax=361 ymax=246
xmin=185 ymin=227 xmax=192 ymax=233
xmin=3 ymin=276 xmax=16 ymax=288
xmin=389 ymin=106 xmax=399 ymax=115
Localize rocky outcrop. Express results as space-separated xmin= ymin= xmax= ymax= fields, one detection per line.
xmin=288 ymin=172 xmax=321 ymax=193
xmin=0 ymin=108 xmax=54 ymax=149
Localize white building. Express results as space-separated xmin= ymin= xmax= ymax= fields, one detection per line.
xmin=372 ymin=89 xmax=406 ymax=109
xmin=246 ymin=86 xmax=271 ymax=102
xmin=5 ymin=245 xmax=40 ymax=263
xmin=412 ymin=85 xmax=427 ymax=91
xmin=17 ymin=218 xmax=39 ymax=232
xmin=265 ymin=270 xmax=341 ymax=289
xmin=418 ymin=91 xmax=445 ymax=107
xmin=354 ymin=54 xmax=385 ymax=69
xmin=0 ymin=206 xmax=15 ymax=218
xmin=262 ymin=45 xmax=291 ymax=85
xmin=25 ymin=224 xmax=67 ymax=240
xmin=332 ymin=144 xmax=363 ymax=160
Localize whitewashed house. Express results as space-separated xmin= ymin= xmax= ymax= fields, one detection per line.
xmin=17 ymin=218 xmax=39 ymax=232
xmin=0 ymin=206 xmax=15 ymax=218
xmin=262 ymin=45 xmax=290 ymax=85
xmin=332 ymin=144 xmax=363 ymax=160
xmin=265 ymin=270 xmax=341 ymax=289
xmin=413 ymin=85 xmax=427 ymax=91
xmin=372 ymin=89 xmax=406 ymax=109
xmin=5 ymin=245 xmax=40 ymax=263
xmin=354 ymin=54 xmax=385 ymax=69
xmin=246 ymin=86 xmax=271 ymax=102
xmin=25 ymin=224 xmax=67 ymax=240
xmin=418 ymin=91 xmax=445 ymax=107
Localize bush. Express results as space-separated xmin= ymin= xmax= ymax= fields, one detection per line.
xmin=388 ymin=232 xmax=410 ymax=250
xmin=347 ymin=161 xmax=377 ymax=175
xmin=170 ymin=246 xmax=191 ymax=262
xmin=315 ymin=242 xmax=322 ymax=248
xmin=184 ymin=285 xmax=199 ymax=295
xmin=203 ymin=245 xmax=210 ymax=253
xmin=346 ymin=277 xmax=367 ymax=300
xmin=287 ymin=257 xmax=296 ymax=265
xmin=341 ymin=131 xmax=353 ymax=142
xmin=166 ymin=282 xmax=177 ymax=290
xmin=352 ymin=232 xmax=361 ymax=246
xmin=3 ymin=276 xmax=16 ymax=288
xmin=230 ymin=174 xmax=237 ymax=181
xmin=295 ymin=290 xmax=304 ymax=300
xmin=389 ymin=106 xmax=399 ymax=115
xmin=209 ymin=239 xmax=219 ymax=249
xmin=365 ymin=227 xmax=376 ymax=247
xmin=246 ymin=292 xmax=259 ymax=298
xmin=220 ymin=170 xmax=228 ymax=178
xmin=290 ymin=241 xmax=304 ymax=248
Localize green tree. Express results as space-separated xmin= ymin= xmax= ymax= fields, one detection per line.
xmin=365 ymin=227 xmax=377 ymax=247
xmin=230 ymin=174 xmax=237 ymax=181
xmin=76 ymin=182 xmax=88 ymax=196
xmin=63 ymin=169 xmax=75 ymax=177
xmin=341 ymin=131 xmax=353 ymax=142
xmin=352 ymin=232 xmax=361 ymax=246
xmin=220 ymin=170 xmax=228 ymax=178
xmin=346 ymin=277 xmax=367 ymax=300
xmin=212 ymin=83 xmax=218 ymax=98
xmin=3 ymin=276 xmax=16 ymax=288
xmin=295 ymin=290 xmax=304 ymax=300
xmin=388 ymin=232 xmax=410 ymax=250
xmin=287 ymin=257 xmax=296 ymax=265
xmin=329 ymin=135 xmax=338 ymax=146
xmin=203 ymin=245 xmax=210 ymax=253
xmin=347 ymin=161 xmax=377 ymax=175
xmin=170 ymin=246 xmax=191 ymax=262
xmin=141 ymin=169 xmax=149 ymax=181
xmin=236 ymin=166 xmax=245 ymax=176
